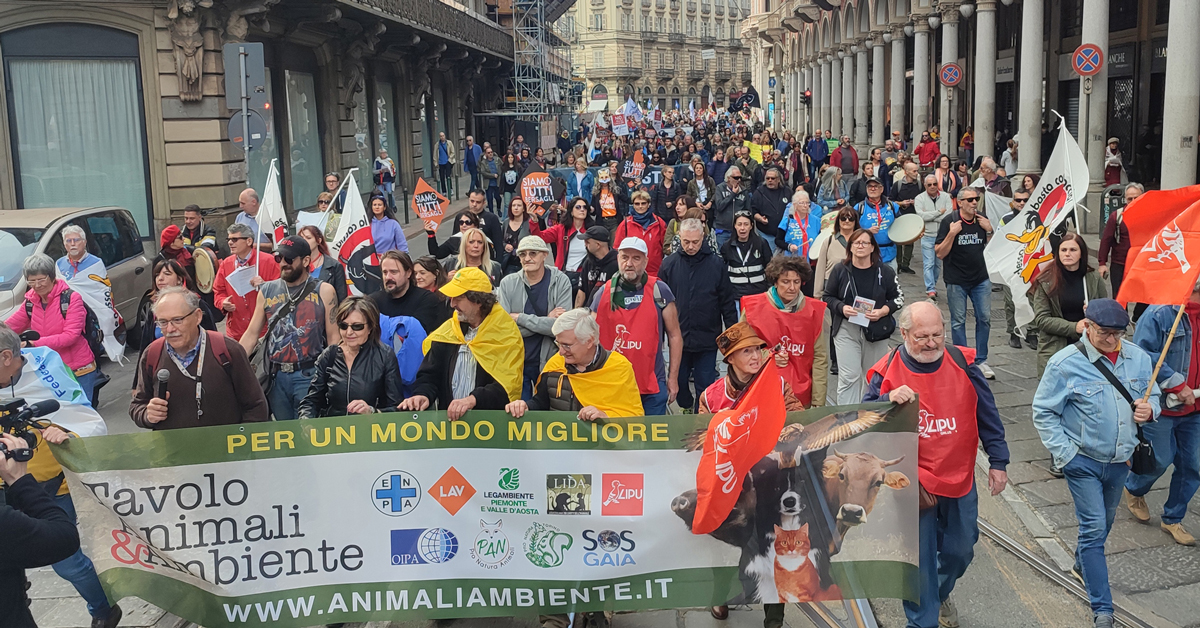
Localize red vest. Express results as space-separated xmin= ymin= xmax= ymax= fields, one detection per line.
xmin=866 ymin=347 xmax=979 ymax=498
xmin=740 ymin=292 xmax=826 ymax=407
xmin=703 ymin=378 xmax=737 ymax=413
xmin=597 ymin=279 xmax=662 ymax=395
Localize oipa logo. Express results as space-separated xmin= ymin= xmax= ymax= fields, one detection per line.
xmin=390 ymin=528 xmax=459 ymax=565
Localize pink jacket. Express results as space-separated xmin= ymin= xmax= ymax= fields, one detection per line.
xmin=5 ymin=279 xmax=93 ymax=370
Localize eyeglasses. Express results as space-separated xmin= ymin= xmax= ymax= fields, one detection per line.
xmin=338 ymin=322 xmax=367 ymax=331
xmin=911 ymin=331 xmax=944 ymax=344
xmin=851 ymin=241 xmax=873 ymax=247
xmin=155 ymin=309 xmax=198 ymax=329
xmin=63 ymin=237 xmax=85 ymax=245
xmin=27 ymin=276 xmax=53 ymax=286
xmin=1091 ymin=326 xmax=1125 ymax=340
xmin=554 ymin=339 xmax=580 ymax=352
xmin=227 ymin=236 xmax=250 ymax=243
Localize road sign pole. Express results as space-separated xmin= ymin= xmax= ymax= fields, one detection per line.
xmin=240 ymin=45 xmax=251 ymax=187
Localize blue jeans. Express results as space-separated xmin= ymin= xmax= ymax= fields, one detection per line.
xmin=468 ymin=168 xmax=480 ymax=191
xmin=675 ymin=350 xmax=718 ymax=413
xmin=756 ymin=229 xmax=778 ymax=253
xmin=1125 ymin=413 xmax=1200 ymax=524
xmin=947 ymin=280 xmax=991 ymax=363
xmin=76 ymin=369 xmax=102 ymax=408
xmin=269 ymin=367 xmax=315 ymax=421
xmin=714 ymin=229 xmax=732 ymax=250
xmin=1063 ymin=453 xmax=1129 ymax=617
xmin=641 ymin=375 xmax=669 ymax=416
xmin=903 ymin=484 xmax=979 ymax=628
xmin=487 ymin=185 xmax=502 ymax=214
xmin=921 ymin=233 xmax=940 ymax=293
xmin=53 ymin=494 xmax=113 ymax=619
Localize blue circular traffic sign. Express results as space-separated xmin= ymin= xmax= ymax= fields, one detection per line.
xmin=1073 ymin=44 xmax=1104 ymax=77
xmin=939 ymin=63 xmax=963 ymax=87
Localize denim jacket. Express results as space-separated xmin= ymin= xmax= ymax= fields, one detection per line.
xmin=1132 ymin=304 xmax=1193 ymax=392
xmin=1032 ymin=335 xmax=1161 ymax=468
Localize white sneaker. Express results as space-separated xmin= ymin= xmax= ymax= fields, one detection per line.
xmin=976 ymin=362 xmax=995 ymax=379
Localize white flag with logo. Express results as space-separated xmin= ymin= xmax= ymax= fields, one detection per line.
xmin=327 ymin=170 xmax=378 ymax=296
xmin=56 ymin=256 xmax=126 ymax=363
xmin=984 ymin=113 xmax=1090 ymax=331
xmin=256 ymin=159 xmax=288 ymax=245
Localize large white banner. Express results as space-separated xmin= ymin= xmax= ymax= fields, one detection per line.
xmin=55 ymin=407 xmax=919 ymax=627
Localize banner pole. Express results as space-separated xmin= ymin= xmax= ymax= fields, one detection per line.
xmin=1144 ymin=302 xmax=1187 ymax=403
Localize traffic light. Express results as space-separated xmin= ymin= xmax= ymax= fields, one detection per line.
xmin=802 ymin=89 xmax=813 ymax=106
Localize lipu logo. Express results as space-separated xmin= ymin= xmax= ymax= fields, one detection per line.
xmin=601 ymin=473 xmax=643 ymax=516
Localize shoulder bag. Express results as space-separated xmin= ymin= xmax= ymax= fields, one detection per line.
xmin=1073 ymin=341 xmax=1155 ymax=475
xmin=252 ymin=279 xmax=318 ymax=394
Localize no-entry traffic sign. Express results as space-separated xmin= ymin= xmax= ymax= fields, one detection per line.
xmin=1073 ymin=43 xmax=1104 ymax=77
xmin=939 ymin=63 xmax=963 ymax=87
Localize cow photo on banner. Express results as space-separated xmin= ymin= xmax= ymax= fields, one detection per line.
xmin=519 ymin=164 xmax=564 ymax=217
xmin=52 ymin=403 xmax=918 ymax=627
xmin=412 ymin=178 xmax=451 ymax=232
xmin=328 ymin=170 xmax=380 ymax=295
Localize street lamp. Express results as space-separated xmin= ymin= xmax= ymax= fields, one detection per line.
xmin=903 ymin=24 xmax=914 ymax=36
xmin=883 ymin=32 xmax=893 ymax=43
xmin=851 ymin=45 xmax=859 ymax=54
xmin=837 ymin=49 xmax=846 ymax=59
xmin=928 ymin=14 xmax=941 ymax=29
xmin=959 ymin=3 xmax=974 ymax=18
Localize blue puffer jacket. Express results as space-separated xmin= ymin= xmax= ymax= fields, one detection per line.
xmin=855 ymin=198 xmax=899 ymax=263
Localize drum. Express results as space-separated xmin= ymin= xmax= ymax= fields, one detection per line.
xmin=194 ymin=247 xmax=217 ymax=294
xmin=809 ymin=228 xmax=833 ymax=262
xmin=889 ymin=214 xmax=926 ymax=245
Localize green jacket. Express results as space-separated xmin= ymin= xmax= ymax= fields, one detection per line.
xmin=1030 ymin=269 xmax=1107 ymax=376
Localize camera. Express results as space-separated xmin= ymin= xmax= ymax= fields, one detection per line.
xmin=0 ymin=398 xmax=60 ymax=462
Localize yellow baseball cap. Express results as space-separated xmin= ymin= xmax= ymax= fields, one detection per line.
xmin=440 ymin=266 xmax=493 ymax=297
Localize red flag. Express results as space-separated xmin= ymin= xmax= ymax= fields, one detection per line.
xmin=1117 ymin=199 xmax=1200 ymax=306
xmin=692 ymin=360 xmax=786 ymax=535
xmin=1120 ymin=185 xmax=1200 ymax=251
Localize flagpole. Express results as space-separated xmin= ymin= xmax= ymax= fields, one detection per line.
xmin=1144 ymin=303 xmax=1187 ymax=403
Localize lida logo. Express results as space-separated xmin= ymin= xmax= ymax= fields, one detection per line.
xmin=523 ymin=522 xmax=573 ymax=568
xmin=470 ymin=519 xmax=514 ymax=569
xmin=499 ymin=468 xmax=521 ymax=491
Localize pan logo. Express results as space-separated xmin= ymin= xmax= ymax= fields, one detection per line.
xmin=371 ymin=470 xmax=420 ymax=516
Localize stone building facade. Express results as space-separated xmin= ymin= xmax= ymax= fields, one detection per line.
xmin=0 ymin=0 xmax=514 ymax=237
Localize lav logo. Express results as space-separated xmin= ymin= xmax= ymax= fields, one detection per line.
xmin=390 ymin=528 xmax=459 ymax=565
xmin=372 ymin=470 xmax=421 ymax=516
xmin=582 ymin=529 xmax=637 ymax=567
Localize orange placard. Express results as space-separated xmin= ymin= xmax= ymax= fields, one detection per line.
xmin=411 ymin=178 xmax=450 ymax=231
xmin=520 ymin=167 xmax=557 ymax=216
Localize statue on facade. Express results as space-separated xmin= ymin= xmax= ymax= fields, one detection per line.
xmin=167 ymin=0 xmax=213 ymax=102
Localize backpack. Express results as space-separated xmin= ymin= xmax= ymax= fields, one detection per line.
xmin=144 ymin=330 xmax=233 ymax=381
xmin=26 ymin=288 xmax=104 ymax=362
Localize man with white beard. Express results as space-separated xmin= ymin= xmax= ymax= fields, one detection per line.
xmin=860 ymin=301 xmax=1010 ymax=628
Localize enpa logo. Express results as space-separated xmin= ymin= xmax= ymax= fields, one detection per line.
xmin=371 ymin=471 xmax=421 ymax=516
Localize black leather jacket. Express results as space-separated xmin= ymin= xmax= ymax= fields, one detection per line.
xmin=298 ymin=341 xmax=403 ymax=418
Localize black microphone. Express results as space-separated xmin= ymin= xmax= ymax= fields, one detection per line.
xmin=26 ymin=399 xmax=59 ymax=418
xmin=156 ymin=369 xmax=170 ymax=400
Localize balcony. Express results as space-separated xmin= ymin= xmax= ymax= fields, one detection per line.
xmin=687 ymin=69 xmax=704 ymax=81
xmin=715 ymin=70 xmax=732 ymax=81
xmin=739 ymin=71 xmax=751 ymax=82
xmin=686 ymin=1 xmax=696 ymax=12
xmin=642 ymin=30 xmax=658 ymax=40
xmin=657 ymin=0 xmax=665 ymax=6
xmin=641 ymin=0 xmax=650 ymax=6
xmin=701 ymin=1 xmax=710 ymax=13
xmin=715 ymin=4 xmax=723 ymax=14
xmin=621 ymin=0 xmax=633 ymax=6
xmin=668 ymin=32 xmax=686 ymax=43
xmin=669 ymin=0 xmax=680 ymax=11
xmin=586 ymin=66 xmax=642 ymax=79
xmin=729 ymin=38 xmax=743 ymax=48
xmin=700 ymin=35 xmax=716 ymax=46
xmin=655 ymin=68 xmax=673 ymax=80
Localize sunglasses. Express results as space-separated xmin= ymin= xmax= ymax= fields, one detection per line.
xmin=274 ymin=253 xmax=296 ymax=265
xmin=730 ymin=175 xmax=742 ymax=180
xmin=1014 ymin=198 xmax=1029 ymax=203
xmin=338 ymin=322 xmax=367 ymax=331
xmin=961 ymin=197 xmax=980 ymax=203
xmin=227 ymin=236 xmax=250 ymax=242
xmin=317 ymin=200 xmax=330 ymax=206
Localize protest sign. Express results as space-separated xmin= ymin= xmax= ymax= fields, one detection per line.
xmin=621 ymin=152 xmax=646 ymax=183
xmin=520 ymin=164 xmax=564 ymax=216
xmin=412 ymin=178 xmax=451 ymax=231
xmin=612 ymin=113 xmax=629 ymax=137
xmin=56 ymin=404 xmax=918 ymax=626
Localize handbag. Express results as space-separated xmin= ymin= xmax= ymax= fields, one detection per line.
xmin=252 ymin=279 xmax=318 ymax=394
xmin=1073 ymin=341 xmax=1156 ymax=474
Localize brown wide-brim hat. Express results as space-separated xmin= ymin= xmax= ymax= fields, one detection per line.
xmin=716 ymin=321 xmax=767 ymax=361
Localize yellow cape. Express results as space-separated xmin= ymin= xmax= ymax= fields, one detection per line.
xmin=539 ymin=351 xmax=644 ymax=417
xmin=423 ymin=305 xmax=524 ymax=402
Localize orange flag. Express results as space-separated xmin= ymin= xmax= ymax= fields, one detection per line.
xmin=1118 ymin=199 xmax=1200 ymax=306
xmin=692 ymin=360 xmax=787 ymax=535
xmin=1121 ymin=185 xmax=1200 ymax=251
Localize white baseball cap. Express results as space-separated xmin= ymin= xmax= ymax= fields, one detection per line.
xmin=617 ymin=237 xmax=649 ymax=255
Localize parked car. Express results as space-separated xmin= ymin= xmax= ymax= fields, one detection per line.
xmin=0 ymin=207 xmax=153 ymax=348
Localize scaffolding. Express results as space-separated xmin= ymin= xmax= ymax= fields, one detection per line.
xmin=512 ymin=0 xmax=546 ymax=120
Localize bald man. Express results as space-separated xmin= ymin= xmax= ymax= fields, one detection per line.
xmin=861 ymin=301 xmax=1009 ymax=628
xmin=235 ymin=188 xmax=273 ymax=251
